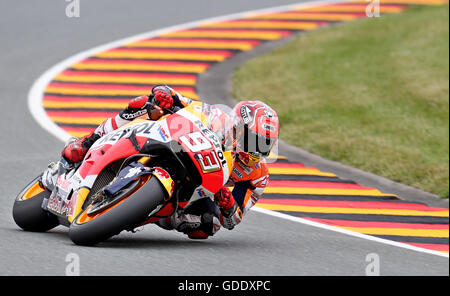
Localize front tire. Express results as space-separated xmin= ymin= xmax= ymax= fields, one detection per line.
xmin=69 ymin=176 xmax=166 ymax=246
xmin=13 ymin=176 xmax=59 ymax=232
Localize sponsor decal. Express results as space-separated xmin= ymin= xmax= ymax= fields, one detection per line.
xmin=196 ymin=188 xmax=207 ymax=198
xmin=153 ymin=167 xmax=175 ymax=196
xmin=154 ymin=167 xmax=170 ymax=179
xmin=124 ymin=166 xmax=144 ymax=179
xmin=232 ymin=167 xmax=243 ymax=179
xmin=120 ymin=109 xmax=147 ymax=120
xmin=237 ymin=160 xmax=253 ymax=175
xmin=240 ymin=106 xmax=252 ymax=125
xmin=262 ymin=123 xmax=275 ymax=132
xmin=94 ymin=121 xmax=155 ymax=146
xmin=158 ymin=126 xmax=169 ymax=141
xmin=47 ymin=193 xmax=63 ymax=213
xmin=47 ymin=190 xmax=75 ymax=216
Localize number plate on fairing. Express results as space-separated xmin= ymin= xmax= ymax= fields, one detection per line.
xmin=46 ymin=174 xmax=79 ymax=217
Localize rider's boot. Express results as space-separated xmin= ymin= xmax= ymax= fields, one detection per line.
xmin=155 ymin=211 xmax=221 ymax=239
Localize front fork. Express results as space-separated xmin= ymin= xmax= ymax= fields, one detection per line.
xmin=41 ymin=157 xmax=81 ymax=189
xmin=40 ymin=158 xmax=76 ymax=212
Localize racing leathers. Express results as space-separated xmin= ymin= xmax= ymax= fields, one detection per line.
xmin=59 ymin=85 xmax=269 ymax=239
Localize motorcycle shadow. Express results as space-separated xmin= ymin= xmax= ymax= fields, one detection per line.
xmin=7 ymin=226 xmax=256 ymax=250
xmin=97 ymin=233 xmax=245 ymax=250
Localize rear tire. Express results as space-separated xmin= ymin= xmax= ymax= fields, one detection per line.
xmin=69 ymin=176 xmax=166 ymax=246
xmin=13 ymin=176 xmax=59 ymax=232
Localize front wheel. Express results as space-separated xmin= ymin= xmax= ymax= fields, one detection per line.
xmin=12 ymin=176 xmax=59 ymax=232
xmin=68 ymin=176 xmax=166 ymax=246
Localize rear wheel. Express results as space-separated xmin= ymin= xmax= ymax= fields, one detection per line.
xmin=12 ymin=176 xmax=59 ymax=232
xmin=68 ymin=175 xmax=166 ymax=246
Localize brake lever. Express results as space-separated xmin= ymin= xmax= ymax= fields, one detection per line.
xmin=146 ymin=102 xmax=175 ymax=115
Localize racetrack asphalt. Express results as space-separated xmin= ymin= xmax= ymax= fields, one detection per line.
xmin=0 ymin=0 xmax=448 ymax=276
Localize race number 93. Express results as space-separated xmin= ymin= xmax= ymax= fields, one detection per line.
xmin=179 ymin=131 xmax=212 ymax=152
xmin=180 ymin=132 xmax=221 ymax=173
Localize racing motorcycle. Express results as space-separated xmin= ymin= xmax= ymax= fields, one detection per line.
xmin=13 ymin=102 xmax=234 ymax=246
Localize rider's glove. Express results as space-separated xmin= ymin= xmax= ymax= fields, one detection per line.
xmin=62 ymin=137 xmax=87 ymax=163
xmin=153 ymin=89 xmax=174 ymax=110
xmin=214 ymin=187 xmax=236 ymax=216
xmin=61 ymin=132 xmax=100 ymax=163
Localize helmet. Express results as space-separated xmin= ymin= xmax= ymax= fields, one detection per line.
xmin=231 ymin=101 xmax=279 ymax=166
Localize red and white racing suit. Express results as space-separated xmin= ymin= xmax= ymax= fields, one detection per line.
xmin=222 ymin=157 xmax=269 ymax=229
xmin=68 ymin=86 xmax=269 ymax=238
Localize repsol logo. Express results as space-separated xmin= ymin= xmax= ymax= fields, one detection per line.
xmin=95 ymin=122 xmax=154 ymax=145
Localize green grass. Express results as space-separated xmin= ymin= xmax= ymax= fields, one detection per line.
xmin=232 ymin=5 xmax=449 ymax=198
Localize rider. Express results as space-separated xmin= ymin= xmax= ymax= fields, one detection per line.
xmin=61 ymin=85 xmax=279 ymax=239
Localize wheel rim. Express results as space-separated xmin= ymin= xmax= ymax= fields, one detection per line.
xmin=17 ymin=176 xmax=46 ymax=201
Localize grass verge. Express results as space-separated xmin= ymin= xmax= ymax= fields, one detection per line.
xmin=232 ymin=5 xmax=449 ymax=198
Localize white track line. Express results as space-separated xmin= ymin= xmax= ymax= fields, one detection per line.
xmin=252 ymin=207 xmax=448 ymax=258
xmin=27 ymin=0 xmax=449 ymax=258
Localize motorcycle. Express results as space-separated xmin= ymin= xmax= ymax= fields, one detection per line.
xmin=13 ymin=102 xmax=234 ymax=246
